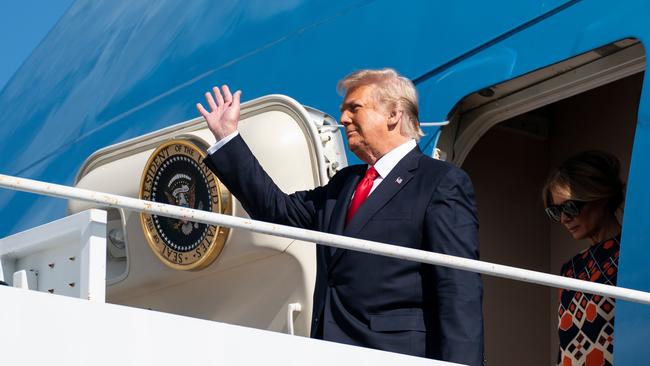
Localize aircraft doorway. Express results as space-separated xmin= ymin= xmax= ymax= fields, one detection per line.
xmin=438 ymin=40 xmax=644 ymax=365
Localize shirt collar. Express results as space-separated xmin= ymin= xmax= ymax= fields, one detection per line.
xmin=372 ymin=139 xmax=417 ymax=178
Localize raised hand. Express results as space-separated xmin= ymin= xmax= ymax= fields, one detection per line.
xmin=196 ymin=85 xmax=242 ymax=141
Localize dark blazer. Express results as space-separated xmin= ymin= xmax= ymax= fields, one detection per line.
xmin=204 ymin=134 xmax=484 ymax=365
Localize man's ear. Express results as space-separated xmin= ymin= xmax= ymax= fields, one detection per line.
xmin=387 ymin=110 xmax=402 ymax=128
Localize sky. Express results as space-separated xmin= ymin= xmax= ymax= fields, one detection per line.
xmin=0 ymin=0 xmax=74 ymax=91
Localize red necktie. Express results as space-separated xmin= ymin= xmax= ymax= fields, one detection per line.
xmin=346 ymin=166 xmax=378 ymax=224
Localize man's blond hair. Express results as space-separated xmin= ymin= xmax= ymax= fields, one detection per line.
xmin=337 ymin=68 xmax=424 ymax=140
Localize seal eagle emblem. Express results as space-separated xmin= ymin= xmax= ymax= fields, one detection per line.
xmin=140 ymin=139 xmax=231 ymax=270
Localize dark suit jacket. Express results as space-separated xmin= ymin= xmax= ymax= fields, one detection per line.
xmin=204 ymin=134 xmax=484 ymax=365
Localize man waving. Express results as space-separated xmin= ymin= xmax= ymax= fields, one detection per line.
xmin=198 ymin=68 xmax=484 ymax=365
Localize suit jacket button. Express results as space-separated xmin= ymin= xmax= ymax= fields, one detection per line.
xmin=327 ymin=279 xmax=334 ymax=287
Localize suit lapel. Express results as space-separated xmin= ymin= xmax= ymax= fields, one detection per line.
xmin=329 ymin=147 xmax=422 ymax=270
xmin=326 ymin=166 xmax=363 ymax=258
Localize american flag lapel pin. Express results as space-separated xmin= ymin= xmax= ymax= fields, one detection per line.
xmin=395 ymin=177 xmax=403 ymax=184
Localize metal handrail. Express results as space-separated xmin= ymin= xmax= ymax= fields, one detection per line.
xmin=1 ymin=173 xmax=649 ymax=305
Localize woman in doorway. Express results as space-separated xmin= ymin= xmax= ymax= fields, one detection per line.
xmin=542 ymin=150 xmax=624 ymax=366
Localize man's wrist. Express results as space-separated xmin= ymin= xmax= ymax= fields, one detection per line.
xmin=207 ymin=131 xmax=239 ymax=155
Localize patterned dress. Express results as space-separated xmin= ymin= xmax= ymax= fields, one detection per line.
xmin=557 ymin=235 xmax=620 ymax=366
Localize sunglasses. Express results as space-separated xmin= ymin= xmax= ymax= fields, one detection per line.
xmin=545 ymin=200 xmax=586 ymax=223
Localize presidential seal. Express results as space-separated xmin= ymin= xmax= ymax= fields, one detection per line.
xmin=140 ymin=140 xmax=231 ymax=270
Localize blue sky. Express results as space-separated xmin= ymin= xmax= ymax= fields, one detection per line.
xmin=0 ymin=0 xmax=74 ymax=91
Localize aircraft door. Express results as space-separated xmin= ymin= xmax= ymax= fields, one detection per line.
xmin=69 ymin=95 xmax=347 ymax=337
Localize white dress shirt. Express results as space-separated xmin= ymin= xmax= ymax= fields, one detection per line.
xmin=207 ymin=130 xmax=240 ymax=155
xmin=365 ymin=139 xmax=417 ymax=195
